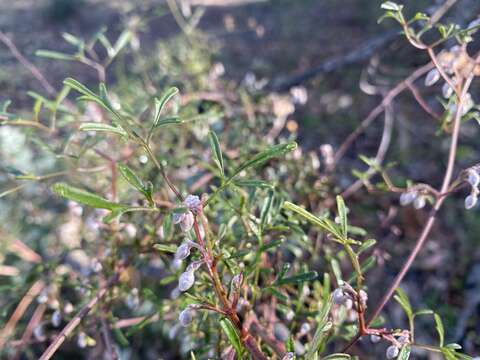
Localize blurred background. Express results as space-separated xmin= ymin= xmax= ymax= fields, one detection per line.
xmin=1 ymin=0 xmax=480 ymax=358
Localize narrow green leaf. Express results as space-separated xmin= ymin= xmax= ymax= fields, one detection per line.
xmin=394 ymin=287 xmax=413 ymax=320
xmin=62 ymin=32 xmax=84 ymax=47
xmin=35 ymin=50 xmax=76 ymax=61
xmin=219 ymin=318 xmax=243 ymax=356
xmin=118 ymin=164 xmax=145 ymax=193
xmin=233 ymin=179 xmax=274 ymax=189
xmin=260 ymin=190 xmax=274 ymax=230
xmin=153 ymin=244 xmax=177 ymax=253
xmin=336 ymin=195 xmax=348 ymax=238
xmin=322 ymin=354 xmax=351 ymax=360
xmin=208 ymin=130 xmax=224 ymax=176
xmin=283 ymin=201 xmax=334 ymax=235
xmin=381 ymin=1 xmax=402 ymax=11
xmin=52 ymin=183 xmax=123 ymax=210
xmin=112 ymin=327 xmax=129 ymax=347
xmin=305 ymin=299 xmax=333 ymax=359
xmin=153 ymin=87 xmax=179 ymax=127
xmin=259 ymin=238 xmax=284 ymax=252
xmin=434 ymin=313 xmax=445 ymax=347
xmin=155 ymin=116 xmax=183 ymax=127
xmin=79 ymin=122 xmax=127 ymax=137
xmin=358 ymin=239 xmax=377 ymax=254
xmin=275 ymin=271 xmax=318 ymax=286
xmin=205 ymin=142 xmax=296 ymax=206
xmin=112 ymin=30 xmax=131 ymax=57
xmin=398 ymin=345 xmax=411 ymax=360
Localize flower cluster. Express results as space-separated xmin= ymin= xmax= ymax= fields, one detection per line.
xmin=465 ymin=167 xmax=480 ymax=209
xmin=399 ymin=185 xmax=429 ymax=209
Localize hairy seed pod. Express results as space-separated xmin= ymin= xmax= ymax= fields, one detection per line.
xmin=442 ymin=82 xmax=453 ymax=98
xmin=180 ymin=212 xmax=194 ymax=232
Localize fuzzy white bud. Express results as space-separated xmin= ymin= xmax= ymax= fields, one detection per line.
xmin=425 ymin=69 xmax=440 ymax=86
xmin=175 ymin=243 xmax=191 ymax=261
xmin=400 ymin=191 xmax=417 ymax=206
xmin=386 ymin=345 xmax=399 ymax=359
xmin=332 ymin=288 xmax=346 ymax=304
xmin=465 ymin=193 xmax=478 ymax=210
xmin=178 ymin=269 xmax=195 ymax=292
xmin=467 ymin=169 xmax=480 ymax=188
xmin=370 ymin=334 xmax=381 ymax=343
xmin=184 ymin=195 xmax=202 ymax=214
xmin=179 ymin=307 xmax=194 ymax=326
xmin=413 ymin=196 xmax=426 ymax=209
xmin=51 ymin=310 xmax=62 ymax=327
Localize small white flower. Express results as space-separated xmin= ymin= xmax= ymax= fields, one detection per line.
xmin=51 ymin=310 xmax=62 ymax=327
xmin=184 ymin=195 xmax=202 ymax=214
xmin=175 ymin=243 xmax=191 ymax=261
xmin=231 ymin=273 xmax=243 ymax=289
xmin=178 ymin=269 xmax=195 ymax=292
xmin=400 ymin=191 xmax=417 ymax=206
xmin=467 ymin=169 xmax=480 ymax=188
xmin=413 ymin=196 xmax=426 ymax=209
xmin=124 ymin=223 xmax=137 ymax=238
xmin=179 ymin=307 xmax=194 ymax=327
xmin=370 ymin=334 xmax=381 ymax=343
xmin=386 ymin=345 xmax=399 ymax=359
xmin=425 ymin=68 xmax=440 ymax=86
xmin=465 ymin=193 xmax=478 ymax=209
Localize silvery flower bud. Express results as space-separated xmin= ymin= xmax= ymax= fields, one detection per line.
xmin=175 ymin=243 xmax=191 ymax=261
xmin=184 ymin=195 xmax=202 ymax=214
xmin=300 ymin=322 xmax=311 ymax=335
xmin=232 ymin=273 xmax=243 ymax=289
xmin=180 ymin=212 xmax=194 ymax=232
xmin=397 ymin=335 xmax=409 ymax=345
xmin=386 ymin=345 xmax=399 ymax=359
xmin=51 ymin=310 xmax=62 ymax=327
xmin=465 ymin=193 xmax=478 ymax=209
xmin=400 ymin=191 xmax=417 ymax=206
xmin=332 ymin=288 xmax=346 ymax=304
xmin=179 ymin=307 xmax=194 ymax=327
xmin=77 ymin=332 xmax=88 ymax=348
xmin=442 ymin=82 xmax=453 ymax=98
xmin=178 ymin=269 xmax=195 ymax=292
xmin=467 ymin=169 xmax=480 ymax=188
xmin=33 ymin=324 xmax=45 ymax=341
xmin=425 ymin=69 xmax=440 ymax=86
xmin=359 ymin=290 xmax=368 ymax=307
xmin=413 ymin=196 xmax=426 ymax=209
xmin=37 ymin=289 xmax=48 ymax=304
xmin=370 ymin=334 xmax=381 ymax=343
